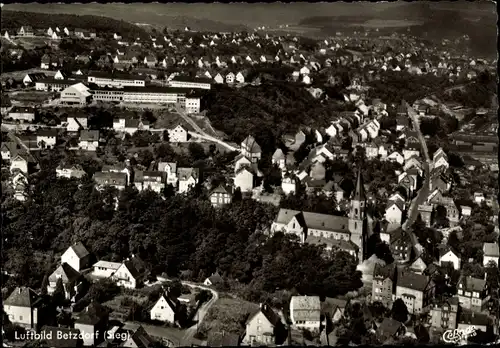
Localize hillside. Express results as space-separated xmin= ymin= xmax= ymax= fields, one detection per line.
xmin=1 ymin=10 xmax=150 ymax=40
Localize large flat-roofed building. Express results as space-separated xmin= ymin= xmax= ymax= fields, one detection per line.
xmin=87 ymin=71 xmax=148 ymax=88
xmin=90 ymin=86 xmax=201 ymax=112
xmin=169 ymin=76 xmax=211 ymax=90
xmin=35 ymin=77 xmax=87 ymax=92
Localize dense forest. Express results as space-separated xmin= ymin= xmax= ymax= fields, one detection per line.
xmin=1 ymin=10 xmax=150 ymax=40
xmin=1 ymin=151 xmax=363 ymax=303
xmin=204 ymin=83 xmax=339 ymax=154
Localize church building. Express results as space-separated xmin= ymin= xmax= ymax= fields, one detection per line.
xmin=271 ymin=169 xmax=368 ymax=263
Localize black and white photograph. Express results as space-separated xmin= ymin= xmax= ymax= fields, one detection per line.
xmin=0 ymin=1 xmax=498 ymax=347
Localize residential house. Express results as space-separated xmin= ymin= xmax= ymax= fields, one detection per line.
xmin=290 ymin=296 xmax=321 ymax=331
xmin=243 ymin=303 xmax=285 ymax=345
xmin=23 ymin=73 xmax=47 ymax=86
xmin=235 ymin=71 xmax=247 ymax=83
xmin=143 ymin=56 xmax=157 ymax=67
xmin=1 ymin=142 xmax=21 ymax=161
xmin=433 ymin=148 xmax=449 ymax=170
xmin=92 ymin=260 xmax=122 ymax=279
xmin=65 ymin=115 xmax=88 ymax=132
xmin=10 ymin=154 xmax=30 ymax=174
xmin=376 ymin=318 xmax=405 ymax=344
xmin=36 ymin=129 xmax=57 ymax=149
xmin=204 ymin=272 xmax=223 ymax=286
xmin=385 ymin=200 xmax=404 ymax=226
xmin=93 ymin=172 xmax=128 ymax=191
xmin=54 ymin=70 xmax=70 ymax=80
xmin=241 ymin=135 xmax=262 ymax=163
xmin=272 ymin=148 xmax=286 ymax=169
xmin=372 ymin=263 xmax=396 ymax=308
xmin=409 ymin=256 xmax=428 ymax=274
xmin=177 ymin=167 xmax=199 ymax=193
xmin=281 ymin=174 xmax=297 ymax=195
xmin=114 ymin=255 xmax=147 ymax=289
xmin=483 ymin=242 xmax=499 ymax=267
xmin=395 ymin=270 xmax=435 ymax=314
xmin=122 ymin=326 xmax=156 ymax=348
xmin=3 ymin=287 xmax=43 ymax=330
xmin=234 ymin=167 xmax=255 ymax=193
xmin=430 ymin=297 xmax=459 ymax=331
xmin=213 ymin=73 xmax=224 ymax=84
xmin=61 ymin=242 xmax=91 ymax=272
xmin=8 ymin=106 xmax=36 ymax=122
xmin=389 ymin=228 xmax=413 ymax=263
xmin=47 ymin=263 xmax=82 ymax=301
xmin=226 ymin=72 xmax=236 ymax=84
xmin=158 ymin=162 xmax=178 ymax=187
xmin=150 ymin=292 xmax=179 ymax=323
xmin=78 ymin=130 xmax=99 ymax=151
xmin=457 ymin=275 xmax=490 ymax=312
xmin=321 ymin=297 xmax=348 ymax=326
xmin=74 ymin=302 xmax=109 ymax=346
xmin=209 ymin=185 xmax=233 ymax=207
xmin=134 ymin=171 xmax=164 ymax=193
xmin=438 ymin=246 xmax=461 ymax=270
xmin=167 ymin=125 xmax=188 ymax=143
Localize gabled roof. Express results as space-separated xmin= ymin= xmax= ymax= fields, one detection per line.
xmin=373 ymin=263 xmax=396 ymax=281
xmin=177 ymin=167 xmax=199 ymax=181
xmin=459 ymin=276 xmax=487 ymax=292
xmin=483 ymin=242 xmax=500 ymax=257
xmin=49 ymin=263 xmax=81 ymax=283
xmin=80 ymin=130 xmax=99 ymax=142
xmin=397 ymin=270 xmax=431 ymax=292
xmin=241 ymin=135 xmax=261 ymax=154
xmin=68 ymin=242 xmax=90 ymax=259
xmin=210 ymin=184 xmax=232 ymax=195
xmin=126 ymin=326 xmax=156 ymax=348
xmin=290 ymin=296 xmax=321 ymax=322
xmin=246 ymin=304 xmax=281 ymax=327
xmin=274 ymin=209 xmax=349 ymax=233
xmin=376 ymin=318 xmax=403 ymax=342
xmin=76 ymin=302 xmax=108 ymax=325
xmin=4 ymin=287 xmax=40 ymax=307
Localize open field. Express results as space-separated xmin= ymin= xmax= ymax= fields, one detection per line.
xmin=198 ymin=297 xmax=259 ymax=338
xmin=9 ymin=91 xmax=56 ymax=104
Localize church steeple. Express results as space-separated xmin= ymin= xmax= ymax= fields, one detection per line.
xmin=352 ymin=168 xmax=366 ymax=202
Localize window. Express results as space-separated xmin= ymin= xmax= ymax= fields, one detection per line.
xmin=19 ymin=316 xmax=23 ymax=320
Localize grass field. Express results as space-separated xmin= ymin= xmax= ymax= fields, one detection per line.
xmin=198 ymin=297 xmax=259 ymax=338
xmin=9 ymin=90 xmax=54 ymax=103
xmin=153 ymin=111 xmax=194 ymax=132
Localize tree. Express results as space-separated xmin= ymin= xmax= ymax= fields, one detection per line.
xmin=40 ymin=274 xmax=49 ymax=295
xmin=414 ymin=324 xmax=430 ymax=344
xmin=188 ymin=143 xmax=207 ymax=161
xmin=391 ymin=298 xmax=409 ymax=323
xmin=52 ymin=278 xmax=65 ymax=306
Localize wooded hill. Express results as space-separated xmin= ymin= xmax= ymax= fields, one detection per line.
xmin=1 ymin=10 xmax=150 ymax=40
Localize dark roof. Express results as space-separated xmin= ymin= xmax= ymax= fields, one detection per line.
xmin=37 ymin=129 xmax=58 ymax=137
xmin=49 ymin=263 xmax=81 ymax=283
xmin=376 ymin=318 xmax=403 ymax=342
xmin=171 ymin=75 xmax=212 ymax=84
xmin=373 ymin=263 xmax=396 ymax=281
xmin=70 ymin=242 xmax=90 ymax=258
xmin=352 ymin=168 xmax=366 ymax=201
xmin=40 ymin=326 xmax=81 ymax=348
xmin=210 ymin=184 xmax=232 ymax=196
xmin=9 ymin=106 xmax=35 ymax=114
xmin=122 ymin=256 xmax=147 ymax=280
xmin=207 ymin=332 xmax=240 ymax=347
xmin=4 ymin=287 xmax=40 ymax=307
xmin=126 ymin=326 xmax=155 ymax=348
xmin=397 ymin=270 xmax=431 ymax=292
xmin=80 ymin=130 xmax=99 ymax=142
xmin=76 ymin=302 xmax=108 ymax=325
xmin=458 ymin=309 xmax=491 ymax=327
xmin=207 ymin=272 xmax=223 ymax=284
xmin=246 ymin=304 xmax=281 ymax=327
xmin=459 ymin=276 xmax=487 ymax=292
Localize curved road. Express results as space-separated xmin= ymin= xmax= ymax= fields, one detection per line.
xmin=179 ymin=281 xmax=219 ymax=345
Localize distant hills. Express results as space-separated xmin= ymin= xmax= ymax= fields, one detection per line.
xmin=1 ymin=10 xmax=150 ymax=39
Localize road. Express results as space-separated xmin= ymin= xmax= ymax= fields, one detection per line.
xmin=401 ymin=102 xmax=430 ymax=255
xmin=179 ymin=281 xmax=219 ymax=345
xmin=173 ymin=106 xmax=239 ymax=152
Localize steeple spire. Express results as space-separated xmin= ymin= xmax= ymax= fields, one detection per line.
xmin=353 ymin=167 xmax=365 ymax=201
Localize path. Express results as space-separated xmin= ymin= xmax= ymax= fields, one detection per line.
xmin=179 ymin=281 xmax=219 ymax=345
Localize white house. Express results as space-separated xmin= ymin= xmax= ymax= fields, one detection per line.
xmin=281 ymin=175 xmax=296 ymax=195
xmin=177 ymin=168 xmax=199 ymax=193
xmin=234 ymin=167 xmax=254 ymax=193
xmin=66 ymin=116 xmax=88 ymax=132
xmin=150 ymin=293 xmax=178 ymax=323
xmin=300 ymin=66 xmax=311 ymax=75
xmin=214 ymin=73 xmax=224 ymax=84
xmin=78 ymin=130 xmax=99 ymax=151
xmin=290 ymin=296 xmax=321 ymax=332
xmin=10 ymin=154 xmax=29 ymax=174
xmin=272 ymin=148 xmax=286 ymax=169
xmin=439 ymin=248 xmax=461 ymax=270
xmin=92 ymin=260 xmax=122 ymax=279
xmin=387 ymin=151 xmax=404 ymax=165
xmin=226 ymin=72 xmax=235 ymax=84
xmin=61 ymin=242 xmax=90 ymax=272
xmin=168 ymin=125 xmax=188 ymax=143
xmin=36 ymin=129 xmax=57 ymax=149
xmin=56 ymin=164 xmax=86 ymax=179
xmin=385 ymin=200 xmax=404 ymax=225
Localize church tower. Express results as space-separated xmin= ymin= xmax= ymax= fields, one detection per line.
xmin=349 ymin=168 xmax=367 ymax=263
